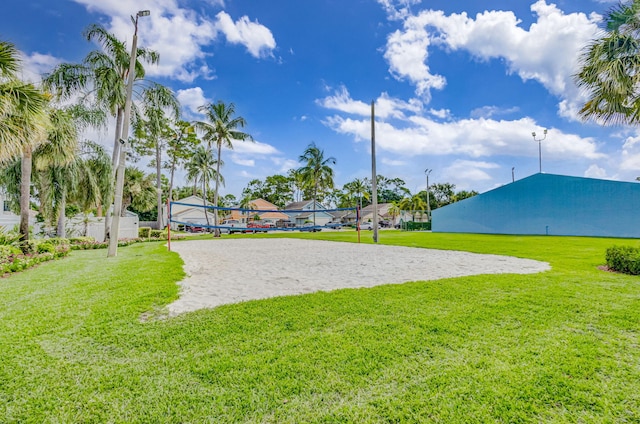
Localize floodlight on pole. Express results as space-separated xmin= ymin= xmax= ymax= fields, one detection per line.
xmin=425 ymin=168 xmax=432 ymax=222
xmin=108 ymin=10 xmax=150 ymax=257
xmin=532 ymin=129 xmax=547 ymax=173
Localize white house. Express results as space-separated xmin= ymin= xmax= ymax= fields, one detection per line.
xmin=166 ymin=195 xmax=216 ymax=230
xmin=284 ymin=200 xmax=334 ymax=226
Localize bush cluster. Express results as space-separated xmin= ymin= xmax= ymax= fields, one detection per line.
xmin=138 ymin=227 xmax=168 ymax=240
xmin=0 ymin=238 xmax=70 ymax=275
xmin=605 ymin=245 xmax=640 ymax=275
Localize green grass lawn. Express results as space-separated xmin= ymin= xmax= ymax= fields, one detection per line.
xmin=1 ymin=232 xmax=639 ymax=423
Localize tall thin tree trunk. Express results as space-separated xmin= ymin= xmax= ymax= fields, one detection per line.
xmin=20 ymin=146 xmax=33 ymax=244
xmin=156 ymin=143 xmax=163 ymax=230
xmin=57 ymin=192 xmax=66 ymax=238
xmin=203 ymin=178 xmax=210 ymax=228
xmin=104 ymin=107 xmax=124 ymax=241
xmin=213 ymin=142 xmax=222 ymax=237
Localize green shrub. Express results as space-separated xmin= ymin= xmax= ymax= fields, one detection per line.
xmin=605 ymin=245 xmax=640 ymax=275
xmin=150 ymin=229 xmax=165 ymax=239
xmin=0 ymin=227 xmax=21 ymax=246
xmin=139 ymin=227 xmax=152 ymax=238
xmin=36 ymin=242 xmax=55 ymax=254
xmin=69 ymin=237 xmax=95 ymax=244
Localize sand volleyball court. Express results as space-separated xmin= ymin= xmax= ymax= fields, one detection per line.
xmin=167 ymin=238 xmax=550 ymax=315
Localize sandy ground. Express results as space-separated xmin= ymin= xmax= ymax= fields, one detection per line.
xmin=167 ymin=238 xmax=550 ymax=316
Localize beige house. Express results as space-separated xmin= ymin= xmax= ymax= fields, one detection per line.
xmin=166 ymin=195 xmax=216 ymax=230
xmin=227 ymin=198 xmax=289 ymax=224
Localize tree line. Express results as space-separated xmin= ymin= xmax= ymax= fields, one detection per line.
xmin=2 ymin=0 xmax=633 ymax=246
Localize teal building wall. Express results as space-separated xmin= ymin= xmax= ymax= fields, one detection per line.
xmin=432 ymin=173 xmax=640 ymax=238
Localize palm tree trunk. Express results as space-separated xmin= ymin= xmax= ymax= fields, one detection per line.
xmin=57 ymin=192 xmax=66 ymax=238
xmin=104 ymin=107 xmax=124 ymax=241
xmin=169 ymin=158 xmax=176 ymax=202
xmin=203 ymin=178 xmax=210 ymax=227
xmin=313 ymin=182 xmax=318 ymax=227
xmin=20 ymin=146 xmax=33 ymax=244
xmin=156 ymin=143 xmax=163 ymax=230
xmin=213 ymin=141 xmax=222 ymax=237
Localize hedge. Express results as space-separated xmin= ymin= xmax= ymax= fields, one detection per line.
xmin=605 ymin=245 xmax=640 ymax=275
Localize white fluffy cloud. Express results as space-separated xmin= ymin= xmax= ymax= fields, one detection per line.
xmin=383 ymin=1 xmax=601 ymax=119
xmin=318 ymin=87 xmax=423 ymax=119
xmin=19 ymin=52 xmax=62 ymax=83
xmin=71 ymin=0 xmax=276 ymax=82
xmin=176 ymin=87 xmax=209 ymax=117
xmin=324 ymin=113 xmax=602 ymax=161
xmin=319 ymin=87 xmax=603 ymax=162
xmin=214 ymin=11 xmax=276 ymax=58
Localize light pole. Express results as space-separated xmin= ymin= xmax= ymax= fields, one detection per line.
xmin=532 ymin=129 xmax=547 ymax=173
xmin=108 ymin=10 xmax=150 ymax=257
xmin=424 ymin=168 xmax=432 ymax=222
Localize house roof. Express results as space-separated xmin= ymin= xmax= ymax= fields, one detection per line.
xmin=258 ymin=211 xmax=290 ymax=220
xmin=284 ymin=200 xmax=314 ymax=210
xmin=172 ymin=195 xmax=213 ymax=207
xmin=250 ymin=198 xmax=279 ymax=210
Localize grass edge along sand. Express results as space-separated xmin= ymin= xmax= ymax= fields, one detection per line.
xmin=0 ymin=233 xmax=639 ymax=423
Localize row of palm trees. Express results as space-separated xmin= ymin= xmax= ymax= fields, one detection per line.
xmin=0 ymin=21 xmax=253 ymax=246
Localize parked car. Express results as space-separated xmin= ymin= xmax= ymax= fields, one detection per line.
xmin=359 ymin=222 xmax=378 ymax=230
xmin=299 ymin=224 xmax=322 ymax=232
xmin=220 ymin=219 xmax=241 ymax=234
xmin=326 ymin=222 xmax=343 ymax=229
xmin=186 ymin=224 xmax=205 ymax=233
xmin=276 ymin=219 xmax=296 ymax=228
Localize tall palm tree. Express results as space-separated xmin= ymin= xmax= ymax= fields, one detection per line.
xmin=398 ymin=194 xmax=427 ymax=223
xmin=193 ymin=101 xmax=252 ymax=236
xmin=388 ymin=201 xmax=401 ymax=228
xmin=0 ymin=41 xmax=51 ymax=242
xmin=185 ymin=146 xmax=223 ymax=228
xmin=575 ymin=1 xmax=640 ymax=125
xmin=297 ymin=142 xmax=336 ymax=226
xmin=44 ymin=24 xmax=159 ymax=240
xmin=133 ymin=82 xmax=179 ymax=229
xmin=345 ymin=178 xmax=370 ymax=222
xmin=165 ymin=120 xmax=198 ymax=203
xmin=239 ymin=193 xmax=255 ymax=225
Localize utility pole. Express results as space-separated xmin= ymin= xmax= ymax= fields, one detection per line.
xmin=425 ymin=169 xmax=432 ymax=222
xmin=371 ymin=100 xmax=378 ymax=243
xmin=108 ymin=10 xmax=150 ymax=257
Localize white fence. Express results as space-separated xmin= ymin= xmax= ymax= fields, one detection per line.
xmin=66 ymin=215 xmax=139 ymax=242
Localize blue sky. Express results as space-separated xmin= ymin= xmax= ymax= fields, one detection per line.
xmin=2 ymin=0 xmax=635 ymax=197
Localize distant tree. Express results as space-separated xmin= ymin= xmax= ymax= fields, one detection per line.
xmin=132 ymin=82 xmax=179 ymax=229
xmin=193 ymin=101 xmax=252 ymax=236
xmin=398 ymin=194 xmax=427 ymax=222
xmin=185 ymin=146 xmax=222 ymax=228
xmin=287 ymin=168 xmax=305 ymax=202
xmin=430 ymin=182 xmax=457 ymax=208
xmin=344 ymin=178 xmax=370 ymax=215
xmin=377 ymin=176 xmax=409 ymax=203
xmin=165 ymin=120 xmax=199 ymax=202
xmin=454 ymin=190 xmax=479 ymax=202
xmin=298 ymin=142 xmax=336 ymax=226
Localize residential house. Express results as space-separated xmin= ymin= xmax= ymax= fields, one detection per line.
xmin=0 ymin=193 xmax=37 ymax=231
xmin=284 ymin=200 xmax=334 ymax=227
xmin=341 ymin=203 xmax=407 ymax=226
xmin=166 ymin=195 xmax=217 ymax=231
xmin=227 ymin=198 xmax=289 ymax=224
